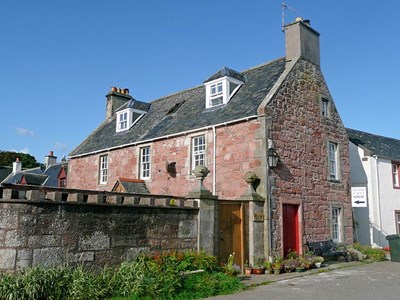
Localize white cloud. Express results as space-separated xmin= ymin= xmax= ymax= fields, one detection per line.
xmin=15 ymin=127 xmax=34 ymax=136
xmin=10 ymin=148 xmax=30 ymax=154
xmin=54 ymin=142 xmax=68 ymax=151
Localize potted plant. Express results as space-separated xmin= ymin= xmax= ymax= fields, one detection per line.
xmin=313 ymin=256 xmax=324 ymax=268
xmin=284 ymin=258 xmax=300 ymax=273
xmin=264 ymin=260 xmax=273 ymax=274
xmin=252 ymin=257 xmax=265 ymax=274
xmin=272 ymin=256 xmax=283 ymax=275
xmin=244 ymin=261 xmax=253 ymax=275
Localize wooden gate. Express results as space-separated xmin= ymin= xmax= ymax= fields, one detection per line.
xmin=218 ymin=201 xmax=246 ymax=268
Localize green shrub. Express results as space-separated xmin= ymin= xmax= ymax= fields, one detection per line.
xmin=0 ymin=251 xmax=241 ymax=300
xmin=352 ymin=243 xmax=386 ymax=262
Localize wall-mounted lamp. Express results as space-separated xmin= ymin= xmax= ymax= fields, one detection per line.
xmin=267 ymin=148 xmax=279 ymax=168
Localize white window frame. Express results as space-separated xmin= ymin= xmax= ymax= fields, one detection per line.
xmin=393 ymin=163 xmax=400 ymax=188
xmin=116 ymin=108 xmax=147 ymax=133
xmin=328 ymin=142 xmax=339 ymax=180
xmin=191 ymin=135 xmax=206 ymax=170
xmin=118 ymin=111 xmax=128 ymax=131
xmin=99 ymin=155 xmax=108 ymax=185
xmin=140 ymin=146 xmax=151 ymax=179
xmin=321 ymin=98 xmax=330 ymax=117
xmin=396 ymin=211 xmax=400 ymax=234
xmin=331 ymin=207 xmax=343 ymax=243
xmin=204 ymin=77 xmax=243 ymax=109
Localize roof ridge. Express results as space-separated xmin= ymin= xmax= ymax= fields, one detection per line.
xmin=149 ymin=57 xmax=286 ymax=105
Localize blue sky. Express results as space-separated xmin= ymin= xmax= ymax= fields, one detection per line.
xmin=1 ymin=0 xmax=399 ymax=163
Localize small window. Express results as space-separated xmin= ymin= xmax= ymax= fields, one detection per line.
xmin=321 ymin=98 xmax=330 ymax=117
xmin=393 ymin=163 xmax=400 ymax=188
xmin=140 ymin=146 xmax=151 ymax=179
xmin=99 ymin=155 xmax=108 ymax=184
xmin=209 ymin=82 xmax=224 ymax=107
xmin=118 ymin=112 xmax=128 ymax=130
xmin=58 ymin=177 xmax=67 ymax=188
xmin=396 ymin=211 xmax=400 ymax=234
xmin=167 ymin=101 xmax=185 ymax=115
xmin=192 ymin=135 xmax=206 ymax=170
xmin=328 ymin=142 xmax=339 ymax=180
xmin=331 ymin=207 xmax=343 ymax=243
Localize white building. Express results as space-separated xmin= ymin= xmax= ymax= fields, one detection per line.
xmin=348 ymin=128 xmax=400 ymax=247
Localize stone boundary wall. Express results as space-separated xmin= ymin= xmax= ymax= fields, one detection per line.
xmin=0 ymin=184 xmax=199 ymax=273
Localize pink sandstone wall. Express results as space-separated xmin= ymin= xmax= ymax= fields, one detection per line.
xmin=68 ymin=120 xmax=263 ymax=200
xmin=266 ymin=59 xmax=353 ymax=251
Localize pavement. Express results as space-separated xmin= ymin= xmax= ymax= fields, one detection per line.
xmin=207 ymin=259 xmax=400 ymax=300
xmin=236 ymin=260 xmax=364 ymax=287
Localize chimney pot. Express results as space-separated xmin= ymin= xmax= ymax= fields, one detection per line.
xmin=111 ymin=86 xmax=117 ymax=92
xmin=123 ymin=88 xmax=129 ymax=95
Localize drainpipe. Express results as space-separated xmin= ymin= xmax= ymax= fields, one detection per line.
xmin=212 ymin=126 xmax=217 ymax=195
xmin=373 ymin=155 xmax=383 ymax=247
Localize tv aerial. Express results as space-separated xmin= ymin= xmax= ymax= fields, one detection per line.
xmin=282 ymin=2 xmax=298 ymax=31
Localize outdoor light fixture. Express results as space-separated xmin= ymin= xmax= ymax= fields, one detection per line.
xmin=267 ymin=148 xmax=279 ymax=168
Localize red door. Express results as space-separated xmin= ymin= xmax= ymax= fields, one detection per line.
xmin=282 ymin=204 xmax=300 ymax=257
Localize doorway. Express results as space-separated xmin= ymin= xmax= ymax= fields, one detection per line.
xmin=218 ymin=202 xmax=244 ymax=267
xmin=282 ymin=204 xmax=300 ymax=257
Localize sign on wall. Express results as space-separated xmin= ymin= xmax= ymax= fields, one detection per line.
xmin=351 ymin=187 xmax=367 ymax=207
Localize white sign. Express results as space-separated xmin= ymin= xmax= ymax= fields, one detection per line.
xmin=351 ymin=187 xmax=367 ymax=207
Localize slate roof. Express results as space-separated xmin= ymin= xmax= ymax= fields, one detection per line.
xmin=1 ymin=162 xmax=67 ymax=187
xmin=70 ymin=58 xmax=287 ymax=157
xmin=112 ymin=178 xmax=150 ymax=194
xmin=0 ymin=166 xmax=12 ymax=182
xmin=204 ymin=67 xmax=246 ymax=83
xmin=347 ymin=128 xmax=400 ymax=161
xmin=22 ymin=173 xmax=48 ymax=185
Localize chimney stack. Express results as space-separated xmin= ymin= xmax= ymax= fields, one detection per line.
xmin=44 ymin=151 xmax=57 ymax=168
xmin=106 ymin=86 xmax=133 ymax=119
xmin=13 ymin=156 xmax=22 ymax=174
xmin=284 ymin=17 xmax=320 ymax=66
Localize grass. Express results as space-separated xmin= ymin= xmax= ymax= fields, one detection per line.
xmin=0 ymin=251 xmax=244 ymax=300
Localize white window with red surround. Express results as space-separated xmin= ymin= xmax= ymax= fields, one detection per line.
xmin=99 ymin=155 xmax=108 ymax=185
xmin=328 ymin=141 xmax=339 ymax=181
xmin=191 ymin=135 xmax=206 ymax=170
xmin=331 ymin=206 xmax=343 ymax=243
xmin=393 ymin=162 xmax=400 ymax=188
xmin=140 ymin=146 xmax=151 ymax=179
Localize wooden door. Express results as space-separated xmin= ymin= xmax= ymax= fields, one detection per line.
xmin=218 ymin=203 xmax=243 ymax=267
xmin=282 ymin=204 xmax=300 ymax=257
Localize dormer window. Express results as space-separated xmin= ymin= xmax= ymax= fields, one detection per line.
xmin=115 ymin=99 xmax=148 ymax=133
xmin=204 ymin=67 xmax=245 ymax=109
xmin=116 ymin=109 xmax=134 ymax=132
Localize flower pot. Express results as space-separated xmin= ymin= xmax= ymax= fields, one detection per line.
xmin=253 ymin=268 xmax=265 ymax=275
xmin=315 ymin=262 xmax=322 ymax=268
xmin=273 ymin=268 xmax=281 ymax=275
xmin=245 ymin=268 xmax=253 ymax=275
xmin=295 ymin=267 xmax=305 ymax=273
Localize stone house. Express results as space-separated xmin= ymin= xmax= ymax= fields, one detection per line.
xmin=2 ymin=151 xmax=68 ymax=188
xmin=348 ymin=128 xmax=400 ymax=248
xmin=68 ymin=18 xmax=353 ymax=263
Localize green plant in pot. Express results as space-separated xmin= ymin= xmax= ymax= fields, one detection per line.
xmin=272 ymin=256 xmax=283 ymax=275
xmin=313 ymin=256 xmax=324 ymax=268
xmin=252 ymin=257 xmax=265 ymax=274
xmin=264 ymin=260 xmax=273 ymax=274
xmin=244 ymin=261 xmax=253 ymax=275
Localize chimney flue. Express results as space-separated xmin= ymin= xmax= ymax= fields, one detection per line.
xmin=13 ymin=156 xmax=22 ymax=174
xmin=284 ymin=17 xmax=320 ymax=66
